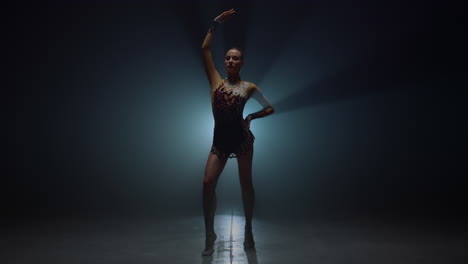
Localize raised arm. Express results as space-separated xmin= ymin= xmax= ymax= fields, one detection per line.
xmin=201 ymin=9 xmax=235 ymax=90
xmin=244 ymin=85 xmax=275 ymax=128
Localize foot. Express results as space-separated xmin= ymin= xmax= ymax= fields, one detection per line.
xmin=201 ymin=233 xmax=217 ymax=256
xmin=243 ymin=227 xmax=255 ymax=249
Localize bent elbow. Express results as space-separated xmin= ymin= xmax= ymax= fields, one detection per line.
xmin=268 ymin=107 xmax=275 ymax=115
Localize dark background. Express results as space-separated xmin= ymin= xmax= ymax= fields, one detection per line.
xmin=5 ymin=0 xmax=467 ymax=224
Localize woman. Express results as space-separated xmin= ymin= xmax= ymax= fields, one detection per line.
xmin=201 ymin=9 xmax=275 ymax=256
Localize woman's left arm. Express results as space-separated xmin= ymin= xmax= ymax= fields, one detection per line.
xmin=244 ymin=85 xmax=275 ymax=128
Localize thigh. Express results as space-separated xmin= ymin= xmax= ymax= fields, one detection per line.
xmin=237 ymin=144 xmax=253 ymax=188
xmin=204 ymin=150 xmax=229 ymax=185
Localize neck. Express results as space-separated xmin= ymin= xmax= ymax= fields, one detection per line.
xmin=227 ymin=73 xmax=241 ymax=83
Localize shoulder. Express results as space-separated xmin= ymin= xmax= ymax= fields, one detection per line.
xmin=243 ymin=80 xmax=257 ymax=89
xmin=243 ymin=81 xmax=258 ymax=96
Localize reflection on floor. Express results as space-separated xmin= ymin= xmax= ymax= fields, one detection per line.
xmin=3 ymin=210 xmax=467 ymax=264
xmin=204 ymin=213 xmax=257 ymax=264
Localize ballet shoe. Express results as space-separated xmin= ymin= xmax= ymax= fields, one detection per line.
xmin=201 ymin=233 xmax=217 ymax=256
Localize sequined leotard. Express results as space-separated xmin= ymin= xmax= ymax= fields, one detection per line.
xmin=210 ymin=79 xmax=255 ymax=159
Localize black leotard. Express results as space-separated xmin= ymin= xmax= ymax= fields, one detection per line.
xmin=210 ymin=80 xmax=255 ymax=159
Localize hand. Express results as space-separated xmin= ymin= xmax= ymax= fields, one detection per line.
xmin=214 ymin=9 xmax=235 ymax=23
xmin=244 ymin=115 xmax=252 ymax=130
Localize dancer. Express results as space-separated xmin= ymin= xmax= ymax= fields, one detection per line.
xmin=201 ymin=9 xmax=275 ymax=256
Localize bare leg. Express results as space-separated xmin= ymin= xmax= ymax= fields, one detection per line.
xmin=202 ymin=150 xmax=228 ymax=256
xmin=237 ymin=145 xmax=255 ymax=249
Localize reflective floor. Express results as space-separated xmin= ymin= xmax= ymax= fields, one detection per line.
xmin=3 ymin=209 xmax=467 ymax=264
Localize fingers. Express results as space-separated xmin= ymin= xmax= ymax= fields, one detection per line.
xmin=215 ymin=9 xmax=235 ymax=22
xmin=224 ymin=8 xmax=235 ymax=15
xmin=243 ymin=119 xmax=250 ymax=129
xmin=223 ymin=11 xmax=235 ymax=17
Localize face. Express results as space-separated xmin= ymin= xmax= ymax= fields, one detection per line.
xmin=225 ymin=49 xmax=244 ymax=74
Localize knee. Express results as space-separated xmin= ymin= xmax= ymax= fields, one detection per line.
xmin=203 ymin=177 xmax=217 ymax=189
